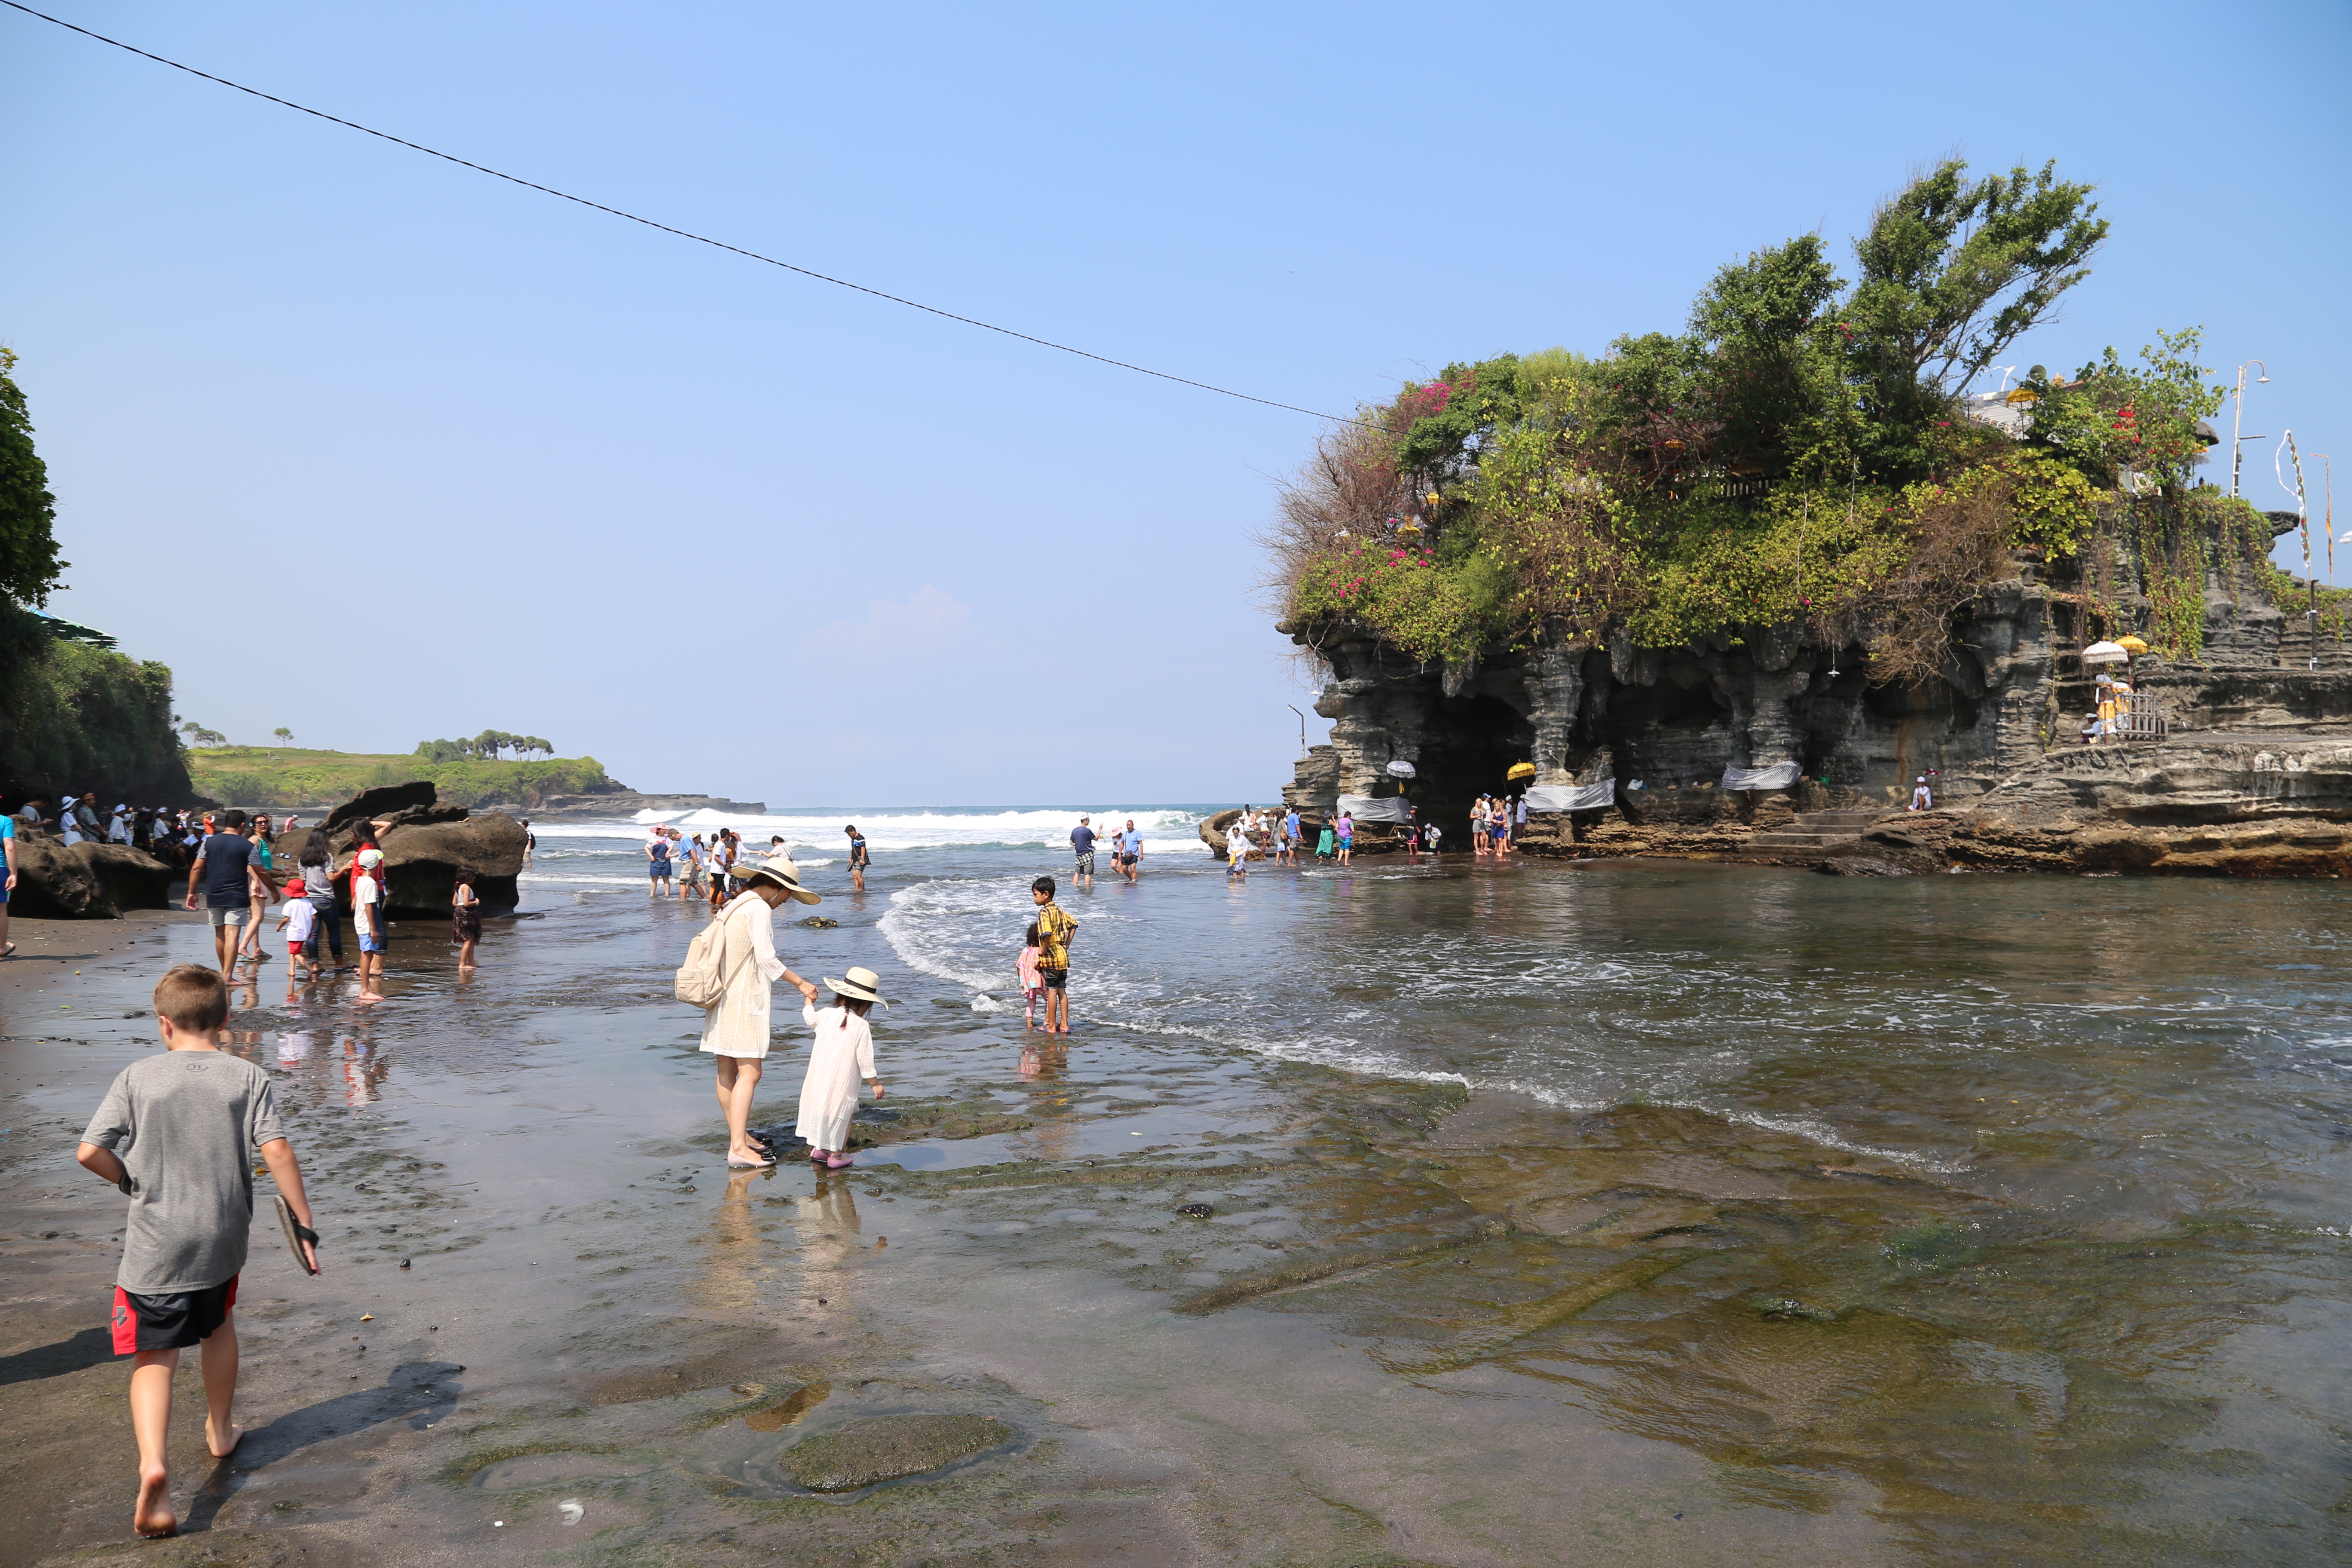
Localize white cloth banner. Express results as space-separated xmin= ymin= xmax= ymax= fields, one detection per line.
xmin=1524 ymin=780 xmax=1617 ymax=813
xmin=1334 ymin=795 xmax=1412 ymax=823
xmin=1720 ymin=761 xmax=1802 ymax=791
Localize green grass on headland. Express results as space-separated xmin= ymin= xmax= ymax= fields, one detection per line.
xmin=184 ymin=746 xmax=615 ymax=809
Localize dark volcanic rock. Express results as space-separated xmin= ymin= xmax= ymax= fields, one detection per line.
xmin=72 ymin=843 xmax=174 ymax=910
xmin=779 ymin=1414 xmax=1013 ymax=1492
xmin=321 ymin=781 xmax=438 ymax=835
xmin=288 ymin=784 xmax=530 ymax=915
xmin=376 ymin=814 xmax=528 ymax=915
xmin=11 ymin=836 xmax=113 ymax=918
xmin=1819 ymin=855 xmax=1924 ymax=877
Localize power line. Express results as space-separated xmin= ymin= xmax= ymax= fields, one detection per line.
xmin=1 ymin=0 xmax=1356 ymax=424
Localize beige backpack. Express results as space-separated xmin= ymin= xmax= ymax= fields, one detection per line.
xmin=674 ymin=900 xmax=751 ymax=1008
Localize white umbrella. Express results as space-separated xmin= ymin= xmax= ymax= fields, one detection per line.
xmin=1385 ymin=759 xmax=1417 ymax=777
xmin=2081 ymin=640 xmax=2130 ymax=665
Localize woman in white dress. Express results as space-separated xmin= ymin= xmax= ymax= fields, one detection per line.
xmin=701 ymin=858 xmax=822 ymax=1167
xmin=797 ymin=966 xmax=888 ymax=1169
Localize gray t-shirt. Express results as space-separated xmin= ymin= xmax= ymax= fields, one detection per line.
xmin=82 ymin=1051 xmax=287 ymax=1293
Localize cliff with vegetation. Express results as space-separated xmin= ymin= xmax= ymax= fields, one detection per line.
xmin=185 ymin=745 xmax=617 ymax=810
xmin=0 ymin=349 xmax=194 ymax=805
xmin=1267 ymin=159 xmax=2352 ymax=874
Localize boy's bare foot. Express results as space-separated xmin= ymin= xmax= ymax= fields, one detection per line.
xmin=357 ymin=992 xmax=386 ymax=1004
xmin=133 ymin=1466 xmax=175 ymax=1537
xmin=205 ymin=1418 xmax=244 ymax=1458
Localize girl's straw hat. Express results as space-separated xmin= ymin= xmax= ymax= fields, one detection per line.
xmin=827 ymin=966 xmax=889 ymax=1007
xmin=733 ymin=855 xmax=823 ymax=905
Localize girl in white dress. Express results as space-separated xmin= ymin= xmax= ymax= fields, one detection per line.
xmin=797 ymin=966 xmax=888 ymax=1169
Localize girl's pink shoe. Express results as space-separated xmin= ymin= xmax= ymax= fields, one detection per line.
xmin=807 ymin=1148 xmax=829 ymax=1163
xmin=824 ymin=1153 xmax=855 ymax=1169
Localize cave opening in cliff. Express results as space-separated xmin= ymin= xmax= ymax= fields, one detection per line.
xmin=1412 ymin=693 xmax=1533 ymax=839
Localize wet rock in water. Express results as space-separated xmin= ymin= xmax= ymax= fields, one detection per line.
xmin=779 ymin=1414 xmax=1012 ymax=1492
xmin=1819 ymin=853 xmax=1927 ymax=876
xmin=743 ymin=1381 xmax=830 ymax=1431
xmin=1176 ymin=1203 xmax=1216 ymax=1219
xmin=1747 ymin=1293 xmax=1839 ymax=1323
xmin=800 ymin=915 xmax=839 ymax=928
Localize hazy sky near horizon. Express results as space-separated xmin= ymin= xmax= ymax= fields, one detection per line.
xmin=6 ymin=1 xmax=2347 ymax=806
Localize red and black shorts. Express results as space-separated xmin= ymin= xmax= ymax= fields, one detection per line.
xmin=111 ymin=1275 xmax=238 ymax=1355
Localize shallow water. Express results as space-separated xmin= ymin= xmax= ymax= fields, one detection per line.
xmin=6 ymin=814 xmax=2348 ymax=1564
xmin=522 ymin=815 xmax=2352 ymax=1559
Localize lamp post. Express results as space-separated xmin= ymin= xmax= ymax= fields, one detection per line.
xmin=1286 ymin=704 xmax=1307 ymax=760
xmin=2229 ymin=359 xmax=2269 ymax=497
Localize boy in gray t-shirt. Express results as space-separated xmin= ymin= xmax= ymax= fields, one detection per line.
xmin=77 ymin=964 xmax=322 ymax=1539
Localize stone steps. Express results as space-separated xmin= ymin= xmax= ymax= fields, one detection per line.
xmin=1745 ymin=831 xmax=1863 ymax=852
xmin=1742 ymin=808 xmax=1898 ymax=859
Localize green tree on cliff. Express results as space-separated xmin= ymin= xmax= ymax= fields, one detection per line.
xmin=0 ymin=348 xmax=67 ymax=606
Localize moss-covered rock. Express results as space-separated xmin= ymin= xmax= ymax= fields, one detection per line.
xmin=779 ymin=1414 xmax=1012 ymax=1492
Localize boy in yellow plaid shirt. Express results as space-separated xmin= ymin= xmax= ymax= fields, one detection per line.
xmin=1029 ymin=876 xmax=1077 ymax=1035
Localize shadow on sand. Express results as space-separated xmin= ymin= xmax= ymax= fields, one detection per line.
xmin=182 ymin=1360 xmax=465 ymax=1533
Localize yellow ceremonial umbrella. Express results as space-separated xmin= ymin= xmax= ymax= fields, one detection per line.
xmin=2115 ymin=635 xmax=2150 ymax=655
xmin=1507 ymin=762 xmax=1537 ymax=782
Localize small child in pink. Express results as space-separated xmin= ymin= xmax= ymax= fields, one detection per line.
xmin=1017 ymin=923 xmax=1044 ymax=1033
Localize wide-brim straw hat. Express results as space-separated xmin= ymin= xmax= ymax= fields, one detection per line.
xmin=733 ymin=856 xmax=822 ymax=905
xmin=826 ymin=965 xmax=889 ymax=1007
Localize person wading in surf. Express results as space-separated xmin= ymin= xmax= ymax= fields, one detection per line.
xmin=698 ymin=858 xmax=822 ymax=1167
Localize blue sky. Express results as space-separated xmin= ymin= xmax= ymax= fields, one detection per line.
xmin=5 ymin=1 xmax=2346 ymax=805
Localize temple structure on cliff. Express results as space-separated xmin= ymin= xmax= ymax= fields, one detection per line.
xmin=1274 ymin=509 xmax=2352 ymax=876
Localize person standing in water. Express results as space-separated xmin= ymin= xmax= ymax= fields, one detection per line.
xmin=646 ymin=830 xmax=674 ymax=897
xmin=184 ymin=811 xmax=260 ymax=977
xmin=698 ymin=858 xmax=822 ymax=1167
xmin=451 ymin=869 xmax=482 ymax=971
xmin=1030 ymin=876 xmax=1076 ymax=1036
xmin=1116 ymin=819 xmax=1142 ymax=883
xmin=1069 ymin=816 xmax=1097 ymax=890
xmin=796 ymin=967 xmax=887 ymax=1169
xmin=844 ymin=824 xmax=869 ymax=892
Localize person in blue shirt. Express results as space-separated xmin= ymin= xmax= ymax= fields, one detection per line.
xmin=1115 ymin=820 xmax=1143 ymax=884
xmin=0 ymin=808 xmax=16 ymax=958
xmin=1069 ymin=817 xmax=1097 ymax=890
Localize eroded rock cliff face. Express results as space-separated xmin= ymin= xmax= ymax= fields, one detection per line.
xmin=1276 ymin=546 xmax=2352 ymax=876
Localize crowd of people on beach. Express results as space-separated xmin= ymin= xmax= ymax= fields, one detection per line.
xmin=1217 ymin=792 xmax=1527 ymax=873
xmin=12 ymin=794 xmax=291 ymax=872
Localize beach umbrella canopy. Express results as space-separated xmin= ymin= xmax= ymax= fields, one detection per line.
xmin=1506 ymin=762 xmax=1537 ymax=781
xmin=1385 ymin=760 xmax=1416 ymax=777
xmin=2081 ymin=640 xmax=2130 ymax=665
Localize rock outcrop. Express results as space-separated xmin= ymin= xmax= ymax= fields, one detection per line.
xmin=1274 ymin=544 xmax=2352 ymax=876
xmin=74 ymin=842 xmax=177 ymax=910
xmin=527 ymin=790 xmax=767 ymax=818
xmin=282 ymin=780 xmax=530 ymax=915
xmin=4 ymin=836 xmax=176 ymax=917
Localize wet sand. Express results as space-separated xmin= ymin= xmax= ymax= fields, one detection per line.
xmin=2 ymin=882 xmax=2344 ymax=1567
